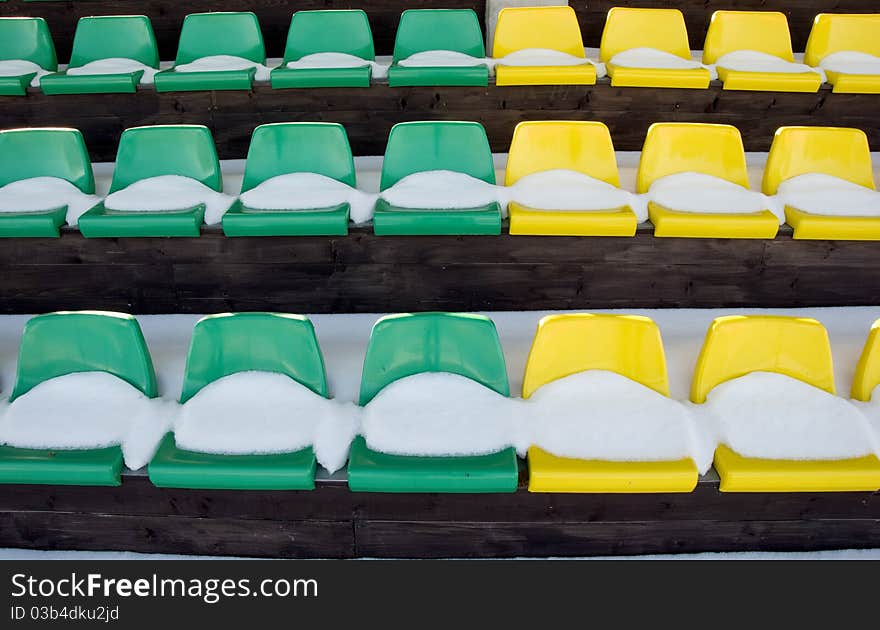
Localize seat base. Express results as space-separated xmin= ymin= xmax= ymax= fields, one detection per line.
xmin=509 ymin=202 xmax=637 ymax=236
xmin=717 ymin=68 xmax=822 ymax=92
xmin=271 ymin=66 xmax=371 ymax=88
xmin=154 ymin=68 xmax=256 ymax=92
xmin=826 ymin=71 xmax=880 ymax=94
xmin=0 ymin=445 xmax=123 ymax=486
xmin=649 ymin=203 xmax=780 ymax=238
xmin=786 ymin=206 xmax=880 ymax=240
xmin=347 ymin=437 xmax=519 ymax=493
xmin=148 ymin=433 xmax=316 ymax=490
xmin=78 ymin=203 xmax=205 ymax=237
xmin=373 ymin=199 xmax=502 ymax=235
xmin=0 ymin=73 xmax=34 ymax=96
xmin=387 ymin=65 xmax=489 ymax=87
xmin=607 ymin=65 xmax=711 ymax=89
xmin=0 ymin=206 xmax=67 ymax=237
xmin=222 ymin=201 xmax=349 ymax=236
xmin=40 ymin=71 xmax=143 ymax=95
xmin=495 ymin=64 xmax=596 ymax=86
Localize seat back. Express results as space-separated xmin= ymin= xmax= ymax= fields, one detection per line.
xmin=522 ymin=314 xmax=669 ymax=398
xmin=636 ymin=122 xmax=749 ymax=193
xmin=0 ymin=128 xmax=94 ymax=192
xmin=11 ymin=311 xmax=157 ymax=402
xmin=804 ymin=14 xmax=880 ymax=67
xmin=492 ymin=6 xmax=585 ymax=58
xmin=359 ymin=313 xmax=509 ymax=405
xmin=180 ymin=313 xmax=328 ymax=403
xmin=392 ymin=9 xmax=485 ymax=62
xmin=282 ymin=10 xmax=374 ymax=63
xmin=852 ymin=319 xmax=880 ymax=401
xmin=600 ymin=8 xmax=692 ymax=62
xmin=109 ymin=125 xmax=221 ymax=193
xmin=174 ymin=12 xmax=265 ymax=66
xmin=380 ymin=121 xmax=495 ymax=190
xmin=241 ymin=123 xmax=355 ymax=193
xmin=0 ymin=17 xmax=57 ymax=69
xmin=69 ymin=15 xmax=159 ymax=69
xmin=690 ymin=315 xmax=835 ymax=403
xmin=762 ymin=126 xmax=875 ymax=194
xmin=703 ymin=11 xmax=795 ymax=64
xmin=505 ymin=121 xmax=619 ymax=187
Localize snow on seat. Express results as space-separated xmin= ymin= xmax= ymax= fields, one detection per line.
xmin=387 ymin=10 xmax=488 ymax=87
xmin=638 ymin=122 xmax=780 ymax=238
xmin=505 ymin=121 xmax=637 ymax=236
xmin=806 ymin=14 xmax=880 ymax=94
xmin=691 ymin=316 xmax=880 ymax=492
xmin=373 ymin=121 xmax=501 ymax=235
xmin=39 ymin=16 xmax=159 ymax=95
xmin=600 ymin=8 xmax=711 ymax=89
xmin=348 ymin=313 xmax=518 ymax=493
xmin=78 ymin=125 xmax=225 ymax=237
xmin=223 ymin=122 xmax=358 ymax=236
xmin=0 ymin=17 xmax=56 ymax=96
xmin=0 ymin=312 xmax=158 ymax=486
xmin=271 ymin=10 xmax=377 ymax=89
xmin=703 ymin=11 xmax=823 ymax=93
xmin=492 ymin=6 xmax=595 ymax=86
xmin=153 ymin=12 xmax=268 ymax=92
xmin=763 ymin=126 xmax=880 ymax=240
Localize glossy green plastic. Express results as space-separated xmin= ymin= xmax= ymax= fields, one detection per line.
xmin=223 ymin=123 xmax=355 ymax=236
xmin=271 ymin=10 xmax=374 ymax=88
xmin=0 ymin=128 xmax=95 ymax=237
xmin=388 ymin=10 xmax=488 ymax=87
xmin=154 ymin=12 xmax=265 ymax=92
xmin=40 ymin=16 xmax=159 ymax=95
xmin=0 ymin=445 xmax=123 ymax=486
xmin=78 ymin=125 xmax=220 ymax=238
xmin=0 ymin=17 xmax=57 ymax=96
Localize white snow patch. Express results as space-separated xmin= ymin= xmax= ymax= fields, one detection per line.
xmin=173 ymin=55 xmax=272 ymax=82
xmin=380 ymin=170 xmax=502 ymax=212
xmin=0 ymin=59 xmax=51 ymax=87
xmin=397 ymin=50 xmax=488 ymax=68
xmin=103 ymin=175 xmax=236 ymax=225
xmin=492 ymin=48 xmax=606 ymax=78
xmin=715 ymin=50 xmax=825 ymax=81
xmin=647 ymin=172 xmax=783 ymax=223
xmin=285 ymin=52 xmax=388 ymax=80
xmin=776 ymin=173 xmax=880 ymax=217
xmin=609 ymin=47 xmax=717 ymax=80
xmin=818 ymin=51 xmax=880 ymax=76
xmin=0 ymin=176 xmax=100 ymax=226
xmin=66 ymin=58 xmax=159 ymax=85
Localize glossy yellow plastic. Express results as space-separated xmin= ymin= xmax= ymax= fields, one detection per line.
xmin=851 ymin=320 xmax=880 ymax=401
xmin=805 ymin=14 xmax=880 ymax=93
xmin=649 ymin=205 xmax=780 ymax=238
xmin=492 ymin=6 xmax=595 ymax=86
xmin=703 ymin=11 xmax=822 ymax=92
xmin=600 ymin=8 xmax=710 ymax=88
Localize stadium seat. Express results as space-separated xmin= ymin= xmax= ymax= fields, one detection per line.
xmin=223 ymin=123 xmax=355 ymax=236
xmin=600 ymin=8 xmax=711 ymax=88
xmin=154 ymin=12 xmax=266 ymax=92
xmin=149 ymin=313 xmax=327 ymax=490
xmin=691 ymin=315 xmax=880 ymax=492
xmin=505 ymin=121 xmax=636 ymax=236
xmin=271 ymin=10 xmax=375 ymax=88
xmin=374 ymin=121 xmax=501 ymax=235
xmin=523 ymin=314 xmax=698 ymax=492
xmin=39 ymin=16 xmax=159 ymax=95
xmin=78 ymin=125 xmax=220 ymax=237
xmin=763 ymin=126 xmax=879 ymax=240
xmin=387 ymin=9 xmax=488 ymax=87
xmin=492 ymin=6 xmax=595 ymax=86
xmin=703 ymin=11 xmax=822 ymax=92
xmin=0 ymin=17 xmax=56 ymax=96
xmin=638 ymin=122 xmax=779 ymax=238
xmin=348 ymin=313 xmax=518 ymax=493
xmin=805 ymin=14 xmax=880 ymax=94
xmin=852 ymin=319 xmax=880 ymax=401
xmin=0 ymin=127 xmax=95 ymax=237
xmin=0 ymin=312 xmax=158 ymax=486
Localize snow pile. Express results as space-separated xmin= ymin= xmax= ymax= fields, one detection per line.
xmin=608 ymin=47 xmax=717 ymax=80
xmin=0 ymin=176 xmax=100 ymax=226
xmin=397 ymin=50 xmax=488 ymax=68
xmin=647 ymin=172 xmax=783 ymax=223
xmin=380 ymin=170 xmax=502 ymax=212
xmin=775 ymin=173 xmax=880 ymax=217
xmin=0 ymin=59 xmax=51 ymax=87
xmin=66 ymin=58 xmax=159 ymax=85
xmin=714 ymin=50 xmax=825 ymax=81
xmin=173 ymin=55 xmax=272 ymax=81
xmin=285 ymin=52 xmax=388 ymax=80
xmin=491 ymin=48 xmax=606 ymax=78
xmin=0 ymin=372 xmax=174 ymax=470
xmin=818 ymin=51 xmax=880 ymax=76
xmin=239 ymin=172 xmax=378 ymax=224
xmin=103 ymin=175 xmax=236 ymax=225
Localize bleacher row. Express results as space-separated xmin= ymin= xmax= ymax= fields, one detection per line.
xmin=0 ymin=8 xmax=878 ymax=94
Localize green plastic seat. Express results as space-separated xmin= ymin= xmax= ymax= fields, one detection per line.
xmin=78 ymin=125 xmax=220 ymax=237
xmin=223 ymin=123 xmax=355 ymax=236
xmin=0 ymin=128 xmax=95 ymax=237
xmin=40 ymin=16 xmax=159 ymax=95
xmin=0 ymin=17 xmax=57 ymax=96
xmin=148 ymin=313 xmax=328 ymax=490
xmin=0 ymin=311 xmax=158 ymax=486
xmin=388 ymin=10 xmax=488 ymax=87
xmin=375 ymin=121 xmax=501 ymax=235
xmin=271 ymin=10 xmax=375 ymax=89
xmin=154 ymin=12 xmax=266 ymax=92
xmin=348 ymin=312 xmax=518 ymax=493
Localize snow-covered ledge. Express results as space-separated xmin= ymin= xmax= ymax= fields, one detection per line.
xmin=486 ymin=0 xmax=569 ymax=54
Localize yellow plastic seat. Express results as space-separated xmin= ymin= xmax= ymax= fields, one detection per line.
xmin=600 ymin=8 xmax=710 ymax=89
xmin=691 ymin=315 xmax=880 ymax=492
xmin=763 ymin=126 xmax=879 ymax=240
xmin=805 ymin=14 xmax=880 ymax=94
xmin=851 ymin=319 xmax=880 ymax=402
xmin=492 ymin=6 xmax=595 ymax=86
xmin=505 ymin=121 xmax=636 ymax=236
xmin=703 ymin=11 xmax=822 ymax=92
xmin=638 ymin=123 xmax=779 ymax=238
xmin=523 ymin=314 xmax=698 ymax=493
